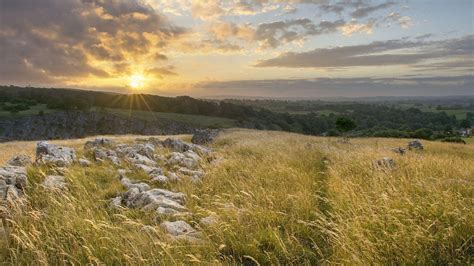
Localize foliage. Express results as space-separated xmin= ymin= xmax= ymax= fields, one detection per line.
xmin=335 ymin=117 xmax=357 ymax=133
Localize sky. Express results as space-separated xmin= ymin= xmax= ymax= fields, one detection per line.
xmin=0 ymin=0 xmax=473 ymax=98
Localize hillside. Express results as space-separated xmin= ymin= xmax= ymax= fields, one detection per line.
xmin=0 ymin=130 xmax=473 ymax=264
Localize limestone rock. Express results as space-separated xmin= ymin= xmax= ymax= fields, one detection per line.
xmin=160 ymin=220 xmax=196 ymax=236
xmin=84 ymin=138 xmax=116 ymax=150
xmin=36 ymin=141 xmax=76 ymax=167
xmin=392 ymin=147 xmax=407 ymax=155
xmin=42 ymin=175 xmax=67 ymax=189
xmin=7 ymin=155 xmax=32 ymax=167
xmin=200 ymin=215 xmax=219 ymax=226
xmin=408 ymin=140 xmax=424 ymax=151
xmin=79 ymin=158 xmax=92 ymax=167
xmin=373 ymin=157 xmax=396 ymax=170
xmin=94 ymin=148 xmax=121 ymax=165
xmin=191 ymin=129 xmax=218 ymax=145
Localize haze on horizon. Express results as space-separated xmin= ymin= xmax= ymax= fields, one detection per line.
xmin=0 ymin=0 xmax=473 ymax=98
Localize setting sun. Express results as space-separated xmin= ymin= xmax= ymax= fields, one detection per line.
xmin=129 ymin=74 xmax=145 ymax=89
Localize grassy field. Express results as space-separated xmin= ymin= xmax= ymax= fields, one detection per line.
xmin=0 ymin=130 xmax=472 ymax=264
xmin=0 ymin=104 xmax=56 ymax=117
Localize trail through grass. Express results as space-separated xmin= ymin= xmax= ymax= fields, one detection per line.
xmin=0 ymin=130 xmax=472 ymax=264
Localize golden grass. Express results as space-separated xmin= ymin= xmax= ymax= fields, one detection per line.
xmin=0 ymin=129 xmax=472 ymax=264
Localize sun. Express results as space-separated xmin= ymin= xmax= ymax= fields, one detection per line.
xmin=129 ymin=74 xmax=145 ymax=89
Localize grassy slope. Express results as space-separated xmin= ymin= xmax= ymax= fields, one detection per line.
xmin=103 ymin=108 xmax=237 ymax=128
xmin=0 ymin=130 xmax=472 ymax=264
xmin=0 ymin=104 xmax=56 ymax=117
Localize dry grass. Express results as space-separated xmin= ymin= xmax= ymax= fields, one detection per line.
xmin=0 ymin=129 xmax=472 ymax=264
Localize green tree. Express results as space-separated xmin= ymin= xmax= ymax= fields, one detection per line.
xmin=336 ymin=117 xmax=357 ymax=134
xmin=459 ymin=119 xmax=471 ymax=129
xmin=336 ymin=117 xmax=357 ymax=141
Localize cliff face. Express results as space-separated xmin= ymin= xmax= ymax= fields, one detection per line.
xmin=0 ymin=111 xmax=197 ymax=141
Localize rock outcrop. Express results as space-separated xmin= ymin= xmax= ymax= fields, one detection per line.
xmin=408 ymin=140 xmax=424 ymax=151
xmin=373 ymin=157 xmax=396 ymax=170
xmin=36 ymin=142 xmax=76 ymax=167
xmin=191 ymin=129 xmax=219 ymax=145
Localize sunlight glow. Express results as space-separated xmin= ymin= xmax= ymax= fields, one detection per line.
xmin=129 ymin=74 xmax=146 ymax=89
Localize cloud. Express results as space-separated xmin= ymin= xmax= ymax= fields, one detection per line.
xmin=208 ymin=18 xmax=376 ymax=49
xmin=351 ymin=1 xmax=396 ymax=18
xmin=146 ymin=66 xmax=178 ymax=78
xmin=194 ymin=75 xmax=474 ymax=98
xmin=0 ymin=0 xmax=185 ymax=84
xmin=255 ymin=35 xmax=474 ymax=69
xmin=386 ymin=12 xmax=413 ymax=28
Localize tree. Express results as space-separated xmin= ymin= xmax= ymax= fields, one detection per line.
xmin=336 ymin=117 xmax=357 ymax=134
xmin=459 ymin=119 xmax=472 ymax=129
xmin=336 ymin=117 xmax=357 ymax=141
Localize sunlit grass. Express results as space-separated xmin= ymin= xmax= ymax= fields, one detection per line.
xmin=0 ymin=129 xmax=472 ymax=264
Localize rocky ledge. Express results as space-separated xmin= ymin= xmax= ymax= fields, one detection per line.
xmin=0 ymin=131 xmax=219 ymax=242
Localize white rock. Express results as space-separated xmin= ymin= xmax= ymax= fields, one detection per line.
xmin=79 ymin=158 xmax=92 ymax=167
xmin=160 ymin=220 xmax=196 ymax=236
xmin=7 ymin=155 xmax=32 ymax=167
xmin=42 ymin=175 xmax=67 ymax=189
xmin=36 ymin=142 xmax=76 ymax=167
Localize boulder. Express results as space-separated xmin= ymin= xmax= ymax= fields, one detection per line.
xmin=36 ymin=141 xmax=76 ymax=167
xmin=191 ymin=129 xmax=218 ymax=145
xmin=94 ymin=148 xmax=121 ymax=165
xmin=79 ymin=158 xmax=92 ymax=167
xmin=124 ymin=152 xmax=156 ymax=167
xmin=373 ymin=157 xmax=396 ymax=170
xmin=0 ymin=165 xmax=28 ymax=190
xmin=7 ymin=155 xmax=32 ymax=167
xmin=408 ymin=140 xmax=424 ymax=150
xmin=160 ymin=220 xmax=196 ymax=236
xmin=200 ymin=215 xmax=219 ymax=226
xmin=162 ymin=138 xmax=211 ymax=155
xmin=167 ymin=152 xmax=199 ymax=169
xmin=177 ymin=167 xmax=204 ymax=182
xmin=392 ymin=147 xmax=407 ymax=155
xmin=120 ymin=177 xmax=150 ymax=192
xmin=116 ymin=143 xmax=155 ymax=160
xmin=42 ymin=175 xmax=67 ymax=189
xmin=84 ymin=138 xmax=116 ymax=150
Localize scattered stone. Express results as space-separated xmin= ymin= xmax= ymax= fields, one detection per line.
xmin=200 ymin=215 xmax=219 ymax=226
xmin=167 ymin=172 xmax=180 ymax=182
xmin=160 ymin=220 xmax=196 ymax=236
xmin=392 ymin=147 xmax=407 ymax=155
xmin=94 ymin=148 xmax=121 ymax=165
xmin=162 ymin=138 xmax=210 ymax=155
xmin=36 ymin=141 xmax=76 ymax=167
xmin=177 ymin=167 xmax=204 ymax=182
xmin=191 ymin=129 xmax=219 ymax=145
xmin=84 ymin=138 xmax=116 ymax=150
xmin=124 ymin=152 xmax=156 ymax=167
xmin=408 ymin=140 xmax=424 ymax=151
xmin=116 ymin=143 xmax=155 ymax=160
xmin=79 ymin=158 xmax=92 ymax=167
xmin=0 ymin=165 xmax=28 ymax=190
xmin=120 ymin=177 xmax=150 ymax=192
xmin=373 ymin=157 xmax=396 ymax=170
xmin=168 ymin=152 xmax=199 ymax=169
xmin=42 ymin=175 xmax=67 ymax=189
xmin=109 ymin=196 xmax=123 ymax=209
xmin=7 ymin=155 xmax=32 ymax=167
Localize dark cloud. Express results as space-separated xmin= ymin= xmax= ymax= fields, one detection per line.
xmin=255 ymin=35 xmax=474 ymax=69
xmin=0 ymin=0 xmax=185 ymax=84
xmin=195 ymin=75 xmax=474 ymax=98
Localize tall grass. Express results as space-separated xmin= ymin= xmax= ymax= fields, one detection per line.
xmin=0 ymin=129 xmax=472 ymax=264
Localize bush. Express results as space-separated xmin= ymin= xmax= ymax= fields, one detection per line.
xmin=442 ymin=137 xmax=466 ymax=144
